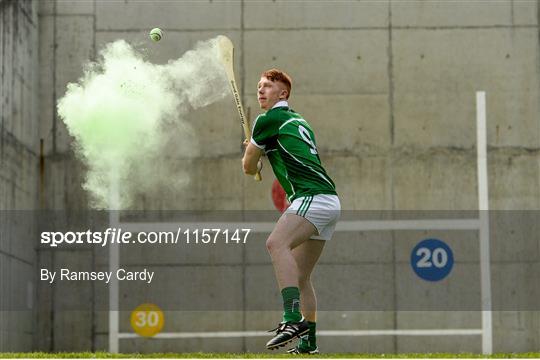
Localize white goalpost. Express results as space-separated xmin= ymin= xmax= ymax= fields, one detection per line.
xmin=108 ymin=172 xmax=121 ymax=354
xmin=108 ymin=91 xmax=492 ymax=354
xmin=476 ymin=91 xmax=493 ymax=355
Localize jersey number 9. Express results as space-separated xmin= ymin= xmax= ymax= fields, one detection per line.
xmin=298 ymin=125 xmax=318 ymax=155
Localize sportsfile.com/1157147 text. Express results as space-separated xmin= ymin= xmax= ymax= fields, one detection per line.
xmin=40 ymin=228 xmax=252 ymax=247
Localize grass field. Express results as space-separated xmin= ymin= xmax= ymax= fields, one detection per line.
xmin=2 ymin=353 xmax=540 ymax=359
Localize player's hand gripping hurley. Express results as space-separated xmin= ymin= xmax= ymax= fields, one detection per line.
xmin=218 ymin=36 xmax=262 ymax=181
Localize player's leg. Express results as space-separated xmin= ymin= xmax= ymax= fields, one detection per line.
xmin=266 ymin=213 xmax=317 ymax=291
xmin=291 ymin=240 xmax=324 ymax=353
xmin=292 ymin=239 xmax=324 ymax=322
xmin=286 ymin=194 xmax=340 ymax=354
xmin=265 ymin=213 xmax=317 ymax=349
xmin=288 ymin=239 xmax=324 ymax=354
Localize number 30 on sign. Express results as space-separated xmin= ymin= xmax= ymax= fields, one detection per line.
xmin=130 ymin=303 xmax=164 ymax=337
xmin=411 ymin=238 xmax=454 ymax=281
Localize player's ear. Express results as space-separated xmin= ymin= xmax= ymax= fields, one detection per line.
xmin=279 ymin=88 xmax=288 ymax=100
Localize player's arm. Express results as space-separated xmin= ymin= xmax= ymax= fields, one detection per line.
xmin=242 ymin=142 xmax=263 ymax=175
xmin=244 ymin=113 xmax=273 ymax=175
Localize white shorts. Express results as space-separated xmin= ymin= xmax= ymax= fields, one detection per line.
xmin=284 ymin=194 xmax=341 ymax=241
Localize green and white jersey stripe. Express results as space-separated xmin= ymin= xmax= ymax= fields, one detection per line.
xmin=251 ymin=103 xmax=337 ymax=202
xmin=295 ymin=196 xmax=313 ymax=217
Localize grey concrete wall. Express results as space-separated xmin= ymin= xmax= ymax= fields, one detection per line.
xmin=22 ymin=0 xmax=540 ymax=354
xmin=0 ymin=0 xmax=40 ymax=352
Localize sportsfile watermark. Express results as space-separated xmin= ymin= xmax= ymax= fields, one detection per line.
xmin=2 ymin=210 xmax=539 ymax=311
xmin=40 ymin=227 xmax=251 ymax=247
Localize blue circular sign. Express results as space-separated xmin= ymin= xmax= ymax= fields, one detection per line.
xmin=411 ymin=238 xmax=454 ymax=281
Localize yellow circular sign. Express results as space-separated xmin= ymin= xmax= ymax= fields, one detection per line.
xmin=130 ymin=303 xmax=164 ymax=337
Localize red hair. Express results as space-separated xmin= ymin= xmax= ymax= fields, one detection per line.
xmin=261 ymin=69 xmax=292 ymax=99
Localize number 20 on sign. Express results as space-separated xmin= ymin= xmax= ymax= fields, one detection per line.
xmin=411 ymin=238 xmax=454 ymax=281
xmin=130 ymin=303 xmax=164 ymax=337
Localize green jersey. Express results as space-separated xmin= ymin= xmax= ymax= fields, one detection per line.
xmin=251 ymin=102 xmax=337 ymax=202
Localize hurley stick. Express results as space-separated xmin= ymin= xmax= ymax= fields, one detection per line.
xmin=218 ymin=35 xmax=262 ymax=181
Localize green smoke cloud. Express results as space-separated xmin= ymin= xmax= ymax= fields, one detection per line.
xmin=57 ymin=37 xmax=229 ymax=209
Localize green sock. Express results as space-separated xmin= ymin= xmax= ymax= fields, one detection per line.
xmin=299 ymin=321 xmax=317 ymax=350
xmin=281 ymin=287 xmax=302 ymax=322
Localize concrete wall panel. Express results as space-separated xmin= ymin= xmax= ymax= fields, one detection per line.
xmin=489 ymin=151 xmax=540 ymax=210
xmin=187 ymin=99 xmax=243 ymax=158
xmin=0 ymin=2 xmax=39 ymax=352
xmin=2 ymin=133 xmax=37 ymax=210
xmin=493 ymin=311 xmax=540 ymax=352
xmin=96 ymin=1 xmax=241 ymax=31
xmin=397 ymin=311 xmax=481 ymax=329
xmin=512 ymin=0 xmax=538 ymax=25
xmin=147 ymin=311 xmax=243 ymax=332
xmin=38 ymin=14 xmax=55 ymax=156
xmin=101 ymin=265 xmax=244 ymax=313
xmin=9 ymin=210 xmax=37 ymax=263
xmin=6 ymin=284 xmax=33 ymax=351
xmin=4 ymin=330 xmax=33 ymax=352
xmin=41 ymin=158 xmax=89 ymax=211
xmin=392 ymin=151 xmax=477 ymax=210
xmin=392 ymin=0 xmax=512 ymax=27
xmin=242 ymin=166 xmax=282 ymax=211
xmin=56 ymin=0 xmax=94 ymax=15
xmin=10 ymin=70 xmax=23 ymax=142
xmin=320 ymin=231 xmax=394 ymax=264
xmin=0 ymin=178 xmax=7 ymax=210
xmin=397 ymin=334 xmax=481 ymax=353
xmin=244 ymin=233 xmax=271 ymax=264
xmin=244 ymin=30 xmax=389 ymax=95
xmin=244 ymin=0 xmax=389 ymax=29
xmin=314 ymin=264 xmax=395 ymax=311
xmin=36 ymin=249 xmax=53 ymax=350
xmin=244 ymin=310 xmax=281 ymax=332
xmin=1 ymin=3 xmax=15 ymax=129
xmin=314 ymin=155 xmax=392 ymax=210
xmin=23 ymin=77 xmax=39 ymax=152
xmin=393 ymin=29 xmax=539 ymax=149
xmin=0 ymin=256 xmax=10 ymax=349
xmin=187 ymin=157 xmax=244 ymax=211
xmin=8 ymin=259 xmax=34 ymax=321
xmin=491 ymin=262 xmax=540 ymax=311
xmin=396 ymin=263 xmax=481 ymax=311
xmin=316 ymin=334 xmax=395 ymax=353
xmin=39 ymin=0 xmax=55 ymax=16
xmin=93 ymin=310 xmax=108 ymax=335
xmin=244 ymin=264 xmax=281 ymax=311
xmin=490 ymin=210 xmax=540 ymax=262
xmin=52 ymin=309 xmax=94 ymax=351
xmin=44 ymin=160 xmax=67 ymax=210
xmin=319 ymin=310 xmax=396 ymax=330
xmin=93 ymin=334 xmax=107 ymax=351
xmin=54 ymin=15 xmax=94 ymax=153
xmin=52 ymin=250 xmax=93 ymax=350
xmin=62 ymin=160 xmax=89 ymax=209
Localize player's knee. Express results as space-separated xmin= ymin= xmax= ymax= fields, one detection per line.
xmin=266 ymin=237 xmax=277 ymax=254
xmin=266 ymin=236 xmax=286 ymax=255
xmin=298 ymin=274 xmax=311 ymax=288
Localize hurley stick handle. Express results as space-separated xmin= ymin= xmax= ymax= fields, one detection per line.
xmin=218 ymin=36 xmax=262 ymax=181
